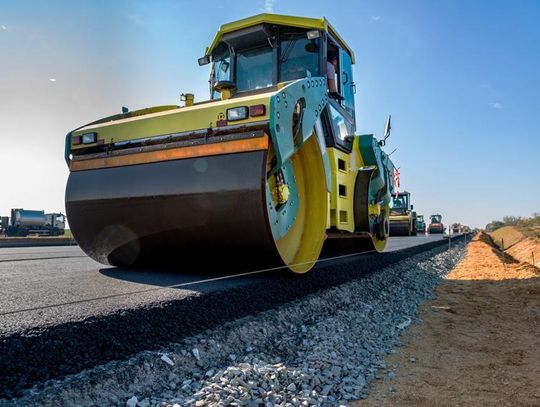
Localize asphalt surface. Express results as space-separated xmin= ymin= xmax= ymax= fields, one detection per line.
xmin=0 ymin=237 xmax=76 ymax=248
xmin=0 ymin=234 xmax=454 ymax=398
xmin=0 ymin=235 xmax=444 ymax=334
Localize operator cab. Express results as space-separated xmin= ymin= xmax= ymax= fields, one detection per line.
xmin=391 ymin=192 xmax=410 ymax=214
xmin=201 ymin=16 xmax=357 ymax=153
xmin=431 ymin=214 xmax=442 ymax=223
xmin=208 ymin=25 xmax=322 ymax=96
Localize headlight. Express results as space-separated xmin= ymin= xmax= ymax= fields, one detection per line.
xmin=226 ymin=106 xmax=248 ymax=121
xmin=81 ymin=132 xmax=97 ymax=144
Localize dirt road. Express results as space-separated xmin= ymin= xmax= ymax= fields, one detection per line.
xmin=355 ymin=233 xmax=540 ymax=406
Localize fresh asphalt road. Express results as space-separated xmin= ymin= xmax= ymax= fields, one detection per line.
xmin=0 ymin=235 xmax=446 ymax=334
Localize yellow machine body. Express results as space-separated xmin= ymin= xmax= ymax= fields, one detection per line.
xmin=65 ymin=14 xmax=395 ymax=272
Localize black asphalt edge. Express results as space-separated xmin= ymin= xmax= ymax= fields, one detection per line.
xmin=0 ymin=238 xmax=77 ymax=248
xmin=0 ymin=238 xmax=456 ymax=399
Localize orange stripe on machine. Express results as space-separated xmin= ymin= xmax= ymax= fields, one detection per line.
xmin=70 ymin=134 xmax=269 ymax=172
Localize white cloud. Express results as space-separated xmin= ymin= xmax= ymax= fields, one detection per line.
xmin=490 ymin=102 xmax=502 ymax=109
xmin=49 ymin=78 xmax=57 ymax=82
xmin=1 ymin=25 xmax=6 ymax=31
xmin=264 ymin=0 xmax=274 ymax=13
xmin=370 ymin=16 xmax=381 ymax=22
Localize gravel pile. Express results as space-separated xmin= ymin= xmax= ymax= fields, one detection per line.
xmin=4 ymin=242 xmax=466 ymax=407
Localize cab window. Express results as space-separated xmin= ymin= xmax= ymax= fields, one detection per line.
xmin=279 ymin=31 xmax=320 ymax=82
xmin=328 ymin=103 xmax=353 ymax=150
xmin=211 ymin=43 xmax=231 ymax=99
xmin=339 ymin=48 xmax=355 ymax=117
xmin=236 ymin=46 xmax=273 ymax=91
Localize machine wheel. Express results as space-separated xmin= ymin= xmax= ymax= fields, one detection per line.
xmin=272 ymin=135 xmax=328 ymax=273
xmin=353 ymin=169 xmax=389 ymax=252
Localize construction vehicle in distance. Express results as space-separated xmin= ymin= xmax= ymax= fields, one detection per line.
xmin=0 ymin=217 xmax=9 ymax=234
xmin=64 ymin=13 xmax=397 ymax=273
xmin=451 ymin=223 xmax=471 ymax=234
xmin=389 ymin=191 xmax=417 ymax=236
xmin=428 ymin=214 xmax=445 ymax=234
xmin=416 ymin=214 xmax=426 ymax=234
xmin=4 ymin=209 xmax=66 ymax=237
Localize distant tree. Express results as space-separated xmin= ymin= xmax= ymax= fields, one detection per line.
xmin=486 ymin=221 xmax=505 ymax=232
xmin=487 ymin=213 xmax=540 ymax=231
xmin=502 ymin=216 xmax=520 ymax=226
xmin=517 ymin=213 xmax=539 ymax=227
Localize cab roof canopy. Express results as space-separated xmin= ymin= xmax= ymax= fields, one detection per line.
xmin=205 ymin=13 xmax=356 ymax=63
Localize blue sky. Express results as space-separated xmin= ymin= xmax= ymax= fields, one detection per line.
xmin=0 ymin=0 xmax=539 ymax=228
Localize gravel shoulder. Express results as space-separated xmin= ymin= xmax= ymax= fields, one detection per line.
xmin=355 ymin=233 xmax=540 ymax=406
xmin=3 ymin=242 xmax=465 ymax=406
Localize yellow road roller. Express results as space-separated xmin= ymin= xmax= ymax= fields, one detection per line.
xmin=389 ymin=191 xmax=417 ymax=236
xmin=65 ymin=14 xmax=397 ymax=272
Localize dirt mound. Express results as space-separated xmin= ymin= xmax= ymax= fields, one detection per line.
xmin=354 ymin=233 xmax=540 ymax=406
xmin=489 ymin=226 xmax=540 ymax=268
xmin=490 ymin=226 xmax=526 ymax=249
xmin=506 ymin=237 xmax=540 ymax=269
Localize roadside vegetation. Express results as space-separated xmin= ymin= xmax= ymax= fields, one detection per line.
xmin=486 ymin=213 xmax=540 ymax=243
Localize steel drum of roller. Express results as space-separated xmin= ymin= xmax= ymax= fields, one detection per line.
xmin=66 ymin=133 xmax=328 ymax=272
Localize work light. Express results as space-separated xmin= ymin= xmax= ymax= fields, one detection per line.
xmin=226 ymin=106 xmax=249 ymax=121
xmin=81 ymin=132 xmax=97 ymax=144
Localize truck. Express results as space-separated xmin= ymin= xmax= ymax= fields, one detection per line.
xmin=4 ymin=209 xmax=66 ymax=237
xmin=0 ymin=217 xmax=8 ymax=234
xmin=389 ymin=191 xmax=417 ymax=236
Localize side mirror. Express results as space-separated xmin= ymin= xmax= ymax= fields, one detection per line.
xmin=219 ymin=61 xmax=230 ymax=73
xmin=411 ymin=204 xmax=414 ymax=210
xmin=383 ymin=114 xmax=391 ymax=141
xmin=379 ymin=114 xmax=392 ymax=146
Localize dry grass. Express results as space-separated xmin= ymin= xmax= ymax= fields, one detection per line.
xmin=490 ymin=225 xmax=526 ymax=249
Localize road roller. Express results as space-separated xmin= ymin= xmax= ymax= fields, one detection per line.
xmin=416 ymin=215 xmax=426 ymax=234
xmin=389 ymin=191 xmax=417 ymax=236
xmin=64 ymin=14 xmax=396 ymax=272
xmin=428 ymin=214 xmax=445 ymax=234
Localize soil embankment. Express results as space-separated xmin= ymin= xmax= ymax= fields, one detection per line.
xmin=490 ymin=226 xmax=540 ymax=268
xmin=355 ymin=233 xmax=540 ymax=406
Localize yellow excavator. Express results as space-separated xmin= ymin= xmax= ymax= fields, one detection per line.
xmin=65 ymin=14 xmax=397 ymax=273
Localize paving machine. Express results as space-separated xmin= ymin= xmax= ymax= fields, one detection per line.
xmin=428 ymin=214 xmax=445 ymax=234
xmin=64 ymin=14 xmax=397 ymax=272
xmin=416 ymin=214 xmax=426 ymax=234
xmin=389 ymin=191 xmax=417 ymax=236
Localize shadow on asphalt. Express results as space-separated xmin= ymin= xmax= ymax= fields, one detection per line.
xmin=98 ymin=264 xmax=289 ymax=289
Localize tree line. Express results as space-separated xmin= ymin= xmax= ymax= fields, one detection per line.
xmin=485 ymin=213 xmax=540 ymax=232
